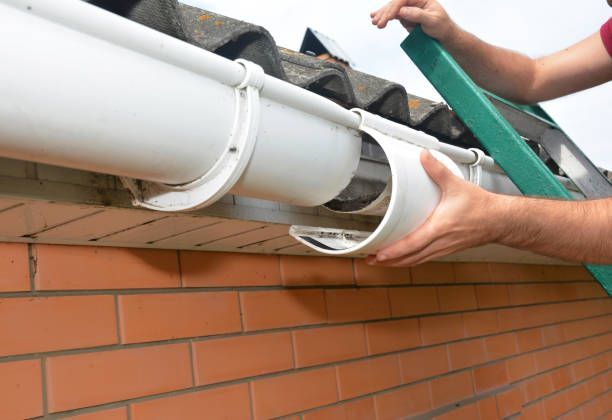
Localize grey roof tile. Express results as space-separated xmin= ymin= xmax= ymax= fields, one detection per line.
xmin=86 ymin=0 xmax=570 ymax=171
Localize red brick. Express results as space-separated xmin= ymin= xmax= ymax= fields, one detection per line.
xmin=326 ymin=288 xmax=390 ymax=323
xmin=130 ymin=384 xmax=250 ymax=420
xmin=193 ymin=332 xmax=293 ymax=384
xmin=0 ymin=296 xmax=117 ymax=356
xmin=240 ymin=289 xmax=326 ymax=331
xmin=516 ymin=328 xmax=544 ymax=352
xmin=586 ymin=373 xmax=607 ymax=395
xmin=337 ymin=355 xmax=401 ymax=399
xmin=534 ymin=347 xmax=564 ymax=373
xmin=475 ymin=285 xmax=510 ymax=308
xmin=541 ymin=324 xmax=566 ymax=346
xmin=571 ymin=359 xmax=595 ymax=382
xmin=420 ymin=314 xmax=465 ymax=345
xmin=485 ymin=333 xmax=518 ymax=360
xmin=374 ymin=382 xmax=431 ymax=419
xmin=433 ymin=403 xmax=478 ymax=420
xmin=430 ymin=371 xmax=474 ymax=408
xmin=0 ymin=359 xmax=43 ymax=419
xmin=543 ymin=390 xmax=572 ymax=418
xmin=366 ymin=318 xmax=421 ymax=355
xmin=452 ymin=262 xmax=491 ymax=283
xmin=66 ymin=407 xmax=128 ymax=420
xmin=488 ymin=263 xmax=543 ymax=282
xmin=181 ymin=251 xmax=280 ymax=287
xmin=477 ymin=396 xmax=499 ymax=420
xmin=0 ymin=243 xmax=29 ymax=292
xmin=437 ymin=286 xmax=477 ymax=312
xmin=563 ymin=318 xmax=595 ymax=341
xmin=521 ymin=403 xmax=546 ymax=420
xmin=508 ymin=284 xmax=556 ymax=305
xmin=251 ymin=367 xmax=338 ymax=419
xmin=46 ymin=343 xmax=192 ymax=412
xmin=303 ymin=398 xmax=376 ymax=420
xmin=591 ymin=354 xmax=609 ymax=374
xmin=389 ymin=287 xmax=439 ymax=317
xmin=496 ymin=387 xmax=523 ymax=417
xmin=463 ymin=310 xmax=499 ymax=337
xmin=34 ymin=244 xmax=179 ymax=290
xmin=400 ymin=346 xmax=449 ymax=383
xmin=293 ymin=324 xmax=366 ymax=367
xmin=119 ymin=291 xmax=240 ymax=343
xmin=281 ymin=255 xmax=353 ymax=286
xmin=542 ymin=265 xmax=592 ymax=282
xmin=411 ymin=262 xmax=455 ymax=284
xmin=473 ymin=362 xmax=508 ymax=393
xmin=448 ymin=338 xmax=487 ymax=370
xmin=506 ymin=354 xmax=537 ymax=382
xmin=524 ymin=374 xmax=554 ymax=402
xmin=576 ymin=282 xmax=607 ymax=299
xmin=354 ymin=259 xmax=411 ymax=285
xmin=497 ymin=308 xmax=524 ymax=331
xmin=580 ymin=399 xmax=604 ymax=419
xmin=550 ymin=367 xmax=573 ymax=391
xmin=566 ymin=382 xmax=591 ymax=409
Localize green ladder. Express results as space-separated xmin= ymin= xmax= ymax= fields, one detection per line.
xmin=401 ymin=27 xmax=612 ymax=295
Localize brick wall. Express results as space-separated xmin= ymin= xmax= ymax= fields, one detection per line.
xmin=0 ymin=242 xmax=610 ymax=419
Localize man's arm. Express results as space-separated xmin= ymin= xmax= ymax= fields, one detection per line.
xmin=371 ymin=0 xmax=612 ymax=103
xmin=366 ymin=151 xmax=612 ymax=266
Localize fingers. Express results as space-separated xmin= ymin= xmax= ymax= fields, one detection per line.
xmin=372 ymin=0 xmax=430 ymax=27
xmin=374 ymin=242 xmax=458 ymax=267
xmin=370 ymin=2 xmax=390 ymax=27
xmin=420 ymin=149 xmax=457 ymax=188
xmin=371 ymin=0 xmax=413 ymax=28
xmin=379 ymin=1 xmax=404 ymax=28
xmin=375 ymin=221 xmax=437 ymax=262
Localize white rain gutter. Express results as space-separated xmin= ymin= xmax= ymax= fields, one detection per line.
xmin=0 ymin=0 xmax=579 ymax=255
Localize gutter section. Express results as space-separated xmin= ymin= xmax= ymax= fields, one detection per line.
xmin=0 ymin=0 xmax=582 ymax=256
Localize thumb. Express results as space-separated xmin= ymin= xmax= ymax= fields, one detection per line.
xmin=420 ymin=149 xmax=457 ymax=188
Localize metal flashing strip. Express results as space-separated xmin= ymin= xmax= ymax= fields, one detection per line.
xmin=401 ymin=26 xmax=612 ymax=295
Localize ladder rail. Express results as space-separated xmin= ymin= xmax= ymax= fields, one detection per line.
xmin=400 ymin=26 xmax=612 ymax=295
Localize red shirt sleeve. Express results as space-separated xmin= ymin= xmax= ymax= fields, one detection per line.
xmin=601 ymin=18 xmax=612 ymax=57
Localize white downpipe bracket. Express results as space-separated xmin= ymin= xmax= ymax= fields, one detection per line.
xmin=290 ymin=109 xmax=465 ymax=256
xmin=121 ymin=59 xmax=265 ymax=211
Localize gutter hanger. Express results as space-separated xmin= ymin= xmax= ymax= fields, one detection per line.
xmin=0 ymin=0 xmax=579 ymax=255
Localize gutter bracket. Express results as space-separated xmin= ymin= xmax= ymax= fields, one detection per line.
xmin=468 ymin=148 xmax=485 ymax=186
xmin=120 ymin=59 xmax=264 ymax=212
xmin=350 ymin=108 xmax=440 ymax=150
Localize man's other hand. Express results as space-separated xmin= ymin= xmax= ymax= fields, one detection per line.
xmin=366 ymin=150 xmax=503 ymax=267
xmin=370 ymin=0 xmax=457 ymax=42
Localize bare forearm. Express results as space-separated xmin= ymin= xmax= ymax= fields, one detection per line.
xmin=372 ymin=1 xmax=612 ymax=104
xmin=441 ymin=25 xmax=537 ymax=103
xmin=491 ymin=195 xmax=612 ymax=263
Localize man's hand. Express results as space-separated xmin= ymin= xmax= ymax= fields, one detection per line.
xmin=366 ymin=150 xmax=612 ymax=266
xmin=366 ymin=150 xmax=502 ymax=267
xmin=370 ymin=0 xmax=457 ymax=42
